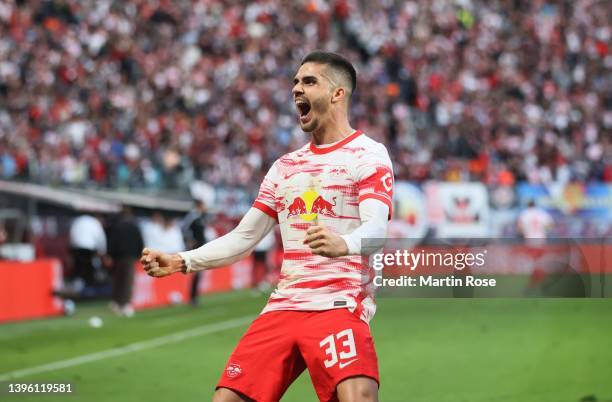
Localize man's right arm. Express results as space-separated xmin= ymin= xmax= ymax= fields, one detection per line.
xmin=141 ymin=208 xmax=276 ymax=277
xmin=179 ymin=208 xmax=276 ymax=273
xmin=143 ymin=160 xmax=280 ymax=277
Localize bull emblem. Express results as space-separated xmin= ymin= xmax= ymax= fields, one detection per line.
xmin=311 ymin=196 xmax=337 ymax=217
xmin=287 ymin=196 xmax=307 ymax=217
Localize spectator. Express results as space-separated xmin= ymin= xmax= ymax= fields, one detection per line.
xmin=142 ymin=211 xmax=185 ymax=254
xmin=181 ymin=199 xmax=210 ymax=305
xmin=107 ymin=205 xmax=143 ymax=317
xmin=69 ymin=212 xmax=107 ymax=289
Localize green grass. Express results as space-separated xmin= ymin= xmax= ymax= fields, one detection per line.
xmin=1 ymin=292 xmax=611 ymax=402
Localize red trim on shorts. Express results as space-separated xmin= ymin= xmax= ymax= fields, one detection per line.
xmin=310 ymin=130 xmax=362 ymax=154
xmin=358 ymin=194 xmax=393 ymax=220
xmin=253 ymin=201 xmax=278 ymax=222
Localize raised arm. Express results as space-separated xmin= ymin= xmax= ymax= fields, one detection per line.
xmin=141 ymin=208 xmax=276 ymax=277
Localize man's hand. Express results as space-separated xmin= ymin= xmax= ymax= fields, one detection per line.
xmin=303 ymin=225 xmax=348 ymax=258
xmin=140 ymin=248 xmax=185 ymax=277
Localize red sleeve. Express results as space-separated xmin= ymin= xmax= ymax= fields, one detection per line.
xmin=354 ymin=143 xmax=394 ymax=220
xmin=358 ymin=166 xmax=394 ymax=220
xmin=253 ymin=201 xmax=278 ymax=221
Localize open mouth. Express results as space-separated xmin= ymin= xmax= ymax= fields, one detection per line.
xmin=295 ymin=99 xmax=312 ymax=123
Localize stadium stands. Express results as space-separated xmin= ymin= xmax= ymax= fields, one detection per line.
xmin=0 ymin=0 xmax=609 ymax=192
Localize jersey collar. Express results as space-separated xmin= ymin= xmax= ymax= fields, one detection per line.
xmin=309 ymin=130 xmax=363 ymax=155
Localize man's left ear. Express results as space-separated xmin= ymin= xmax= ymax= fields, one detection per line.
xmin=331 ymin=87 xmax=345 ymax=104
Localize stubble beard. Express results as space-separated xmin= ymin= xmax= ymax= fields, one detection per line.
xmin=301 ymin=118 xmax=317 ymax=133
xmin=302 ymin=99 xmax=329 ymax=134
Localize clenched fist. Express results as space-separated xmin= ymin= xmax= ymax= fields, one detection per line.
xmin=140 ymin=248 xmax=186 ymax=277
xmin=303 ymin=225 xmax=349 ymax=258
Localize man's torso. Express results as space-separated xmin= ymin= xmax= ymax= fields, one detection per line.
xmin=254 ymin=131 xmax=393 ymax=323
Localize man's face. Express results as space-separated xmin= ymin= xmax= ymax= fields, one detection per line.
xmin=292 ymin=62 xmax=334 ymax=132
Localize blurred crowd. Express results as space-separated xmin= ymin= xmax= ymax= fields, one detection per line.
xmin=0 ymin=0 xmax=610 ymax=193
xmin=57 ymin=201 xmax=276 ymax=314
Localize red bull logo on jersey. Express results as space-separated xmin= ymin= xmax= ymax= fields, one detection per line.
xmin=287 ymin=189 xmax=337 ymax=220
xmin=311 ymin=195 xmax=337 ymax=216
xmin=287 ymin=196 xmax=307 ymax=217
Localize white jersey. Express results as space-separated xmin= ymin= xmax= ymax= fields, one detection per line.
xmin=518 ymin=207 xmax=553 ymax=238
xmin=70 ymin=215 xmax=106 ymax=253
xmin=252 ymin=130 xmax=393 ymax=323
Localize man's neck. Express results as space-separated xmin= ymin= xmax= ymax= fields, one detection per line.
xmin=311 ymin=121 xmax=354 ymax=145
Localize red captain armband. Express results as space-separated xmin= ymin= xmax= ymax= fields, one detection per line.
xmin=358 ymin=166 xmax=394 ymax=219
xmin=253 ymin=201 xmax=279 ymax=222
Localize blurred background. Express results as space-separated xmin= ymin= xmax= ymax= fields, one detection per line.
xmin=0 ymin=1 xmax=611 ymax=400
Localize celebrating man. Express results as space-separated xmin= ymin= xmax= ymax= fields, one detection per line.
xmin=141 ymin=51 xmax=393 ymax=402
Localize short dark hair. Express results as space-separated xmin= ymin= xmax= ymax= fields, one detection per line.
xmin=300 ymin=51 xmax=357 ymax=95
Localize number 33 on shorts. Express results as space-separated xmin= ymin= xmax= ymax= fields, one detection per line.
xmin=319 ymin=329 xmax=358 ymax=369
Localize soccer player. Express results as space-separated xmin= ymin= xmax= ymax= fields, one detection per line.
xmin=141 ymin=51 xmax=393 ymax=402
xmin=517 ymin=200 xmax=554 ymax=240
xmin=517 ymin=199 xmax=554 ymax=292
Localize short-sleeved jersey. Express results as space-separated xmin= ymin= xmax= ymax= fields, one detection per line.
xmin=252 ymin=130 xmax=393 ymax=323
